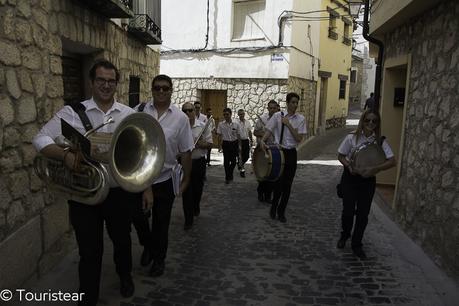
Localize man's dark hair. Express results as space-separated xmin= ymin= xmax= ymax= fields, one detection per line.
xmin=194 ymin=101 xmax=201 ymax=106
xmin=268 ymin=99 xmax=277 ymax=107
xmin=151 ymin=74 xmax=173 ymax=88
xmin=286 ymin=92 xmax=300 ymax=103
xmin=237 ymin=109 xmax=244 ymax=113
xmin=206 ymin=107 xmax=212 ymax=112
xmin=89 ymin=59 xmax=120 ymax=82
xmin=223 ymin=107 xmax=232 ymax=114
xmin=370 ymin=92 xmax=374 ymax=97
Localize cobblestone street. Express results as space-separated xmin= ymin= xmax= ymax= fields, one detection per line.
xmin=16 ymin=122 xmax=458 ymax=306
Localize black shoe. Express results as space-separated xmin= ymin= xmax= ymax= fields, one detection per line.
xmin=184 ymin=223 xmax=193 ymax=231
xmin=264 ymin=198 xmax=272 ymax=204
xmin=194 ymin=209 xmax=200 ymax=217
xmin=120 ymin=275 xmax=135 ymax=298
xmin=149 ymin=261 xmax=165 ymax=277
xmin=225 ymin=180 xmax=230 ymax=184
xmin=240 ymin=170 xmax=245 ymax=177
xmin=140 ymin=247 xmax=153 ymax=267
xmin=352 ymin=247 xmax=367 ymax=259
xmin=278 ymin=216 xmax=287 ymax=223
xmin=336 ymin=238 xmax=346 ymax=249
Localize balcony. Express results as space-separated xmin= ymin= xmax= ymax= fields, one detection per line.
xmin=128 ymin=14 xmax=162 ymax=45
xmin=78 ymin=0 xmax=134 ymax=18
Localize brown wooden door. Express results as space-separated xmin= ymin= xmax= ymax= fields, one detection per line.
xmin=201 ymin=90 xmax=227 ymax=147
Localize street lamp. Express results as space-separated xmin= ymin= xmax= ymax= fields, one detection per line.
xmin=348 ymin=0 xmax=363 ymax=18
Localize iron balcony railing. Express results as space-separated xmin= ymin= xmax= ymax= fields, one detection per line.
xmin=78 ymin=0 xmax=134 ymax=18
xmin=128 ymin=14 xmax=162 ymax=45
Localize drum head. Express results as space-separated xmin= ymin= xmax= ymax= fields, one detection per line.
xmin=253 ymin=146 xmax=270 ymax=180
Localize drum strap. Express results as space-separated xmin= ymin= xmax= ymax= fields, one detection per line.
xmin=70 ymin=103 xmax=93 ymax=132
xmin=279 ymin=112 xmax=285 ymax=146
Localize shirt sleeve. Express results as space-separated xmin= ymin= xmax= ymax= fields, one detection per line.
xmin=204 ymin=125 xmax=213 ymax=144
xmin=382 ymin=139 xmax=394 ymax=159
xmin=32 ymin=106 xmax=76 ymax=152
xmin=337 ymin=134 xmax=353 ymax=156
xmin=216 ymin=122 xmax=222 ymax=135
xmin=297 ymin=117 xmax=307 ymax=135
xmin=177 ymin=116 xmax=194 ymax=153
xmin=265 ymin=112 xmax=279 ymax=133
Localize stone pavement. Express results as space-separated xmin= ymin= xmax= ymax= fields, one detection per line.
xmin=8 ymin=124 xmax=459 ymax=306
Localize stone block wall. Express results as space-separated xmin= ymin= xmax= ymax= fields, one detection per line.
xmin=171 ymin=77 xmax=316 ymax=137
xmin=0 ymin=0 xmax=159 ymax=288
xmin=384 ymin=0 xmax=459 ymax=275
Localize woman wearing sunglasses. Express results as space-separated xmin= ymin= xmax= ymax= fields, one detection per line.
xmin=336 ymin=109 xmax=396 ymax=259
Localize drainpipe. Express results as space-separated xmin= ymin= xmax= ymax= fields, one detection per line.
xmin=362 ymin=0 xmax=384 ymax=111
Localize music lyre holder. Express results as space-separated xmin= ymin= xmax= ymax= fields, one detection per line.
xmin=61 ymin=119 xmax=91 ymax=157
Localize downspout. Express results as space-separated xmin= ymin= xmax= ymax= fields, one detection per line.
xmin=362 ymin=0 xmax=384 ymax=111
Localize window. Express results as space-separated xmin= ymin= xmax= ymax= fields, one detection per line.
xmin=339 ymin=80 xmax=346 ymax=99
xmin=232 ymin=0 xmax=265 ymax=40
xmin=327 ymin=7 xmax=339 ymax=40
xmin=350 ymin=69 xmax=357 ymax=83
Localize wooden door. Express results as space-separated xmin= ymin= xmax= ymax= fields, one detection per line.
xmin=200 ymin=90 xmax=227 ymax=147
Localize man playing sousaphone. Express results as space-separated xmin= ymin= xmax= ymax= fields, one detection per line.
xmin=336 ymin=109 xmax=396 ymax=259
xmin=260 ymin=93 xmax=307 ymax=223
xmin=33 ymin=60 xmax=148 ymax=304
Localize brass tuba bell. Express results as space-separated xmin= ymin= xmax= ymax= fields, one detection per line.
xmin=34 ymin=113 xmax=165 ymax=205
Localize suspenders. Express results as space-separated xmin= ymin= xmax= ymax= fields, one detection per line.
xmin=69 ymin=103 xmax=93 ymax=132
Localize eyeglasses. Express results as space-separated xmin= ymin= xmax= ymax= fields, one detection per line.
xmin=364 ymin=118 xmax=379 ymax=124
xmin=94 ymin=77 xmax=117 ymax=87
xmin=152 ymin=85 xmax=171 ymax=92
xmin=183 ymin=108 xmax=194 ymax=113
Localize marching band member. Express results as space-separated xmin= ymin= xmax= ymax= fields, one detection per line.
xmin=32 ymin=60 xmax=139 ymax=305
xmin=235 ymin=109 xmax=253 ymax=177
xmin=134 ymin=74 xmax=193 ymax=277
xmin=253 ymin=100 xmax=278 ymax=203
xmin=217 ymin=108 xmax=243 ymax=184
xmin=261 ymin=93 xmax=307 ymax=223
xmin=181 ymin=102 xmax=213 ymax=230
xmin=205 ymin=108 xmax=216 ymax=166
xmin=194 ymin=101 xmax=207 ymax=123
xmin=336 ymin=109 xmax=396 ymax=259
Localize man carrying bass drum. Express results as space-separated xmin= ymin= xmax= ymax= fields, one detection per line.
xmin=336 ymin=109 xmax=396 ymax=259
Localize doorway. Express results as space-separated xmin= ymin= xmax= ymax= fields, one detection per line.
xmin=200 ymin=90 xmax=227 ymax=147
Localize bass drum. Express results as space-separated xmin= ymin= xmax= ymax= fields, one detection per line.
xmin=350 ymin=142 xmax=386 ymax=174
xmin=253 ymin=145 xmax=284 ymax=181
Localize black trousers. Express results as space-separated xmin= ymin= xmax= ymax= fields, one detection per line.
xmin=271 ymin=148 xmax=297 ymax=217
xmin=222 ymin=140 xmax=238 ymax=180
xmin=150 ymin=178 xmax=175 ymax=263
xmin=69 ymin=188 xmax=134 ymax=306
xmin=257 ymin=180 xmax=274 ymax=200
xmin=206 ymin=148 xmax=212 ymax=164
xmin=237 ymin=139 xmax=250 ymax=169
xmin=182 ymin=157 xmax=206 ymax=225
xmin=340 ymin=168 xmax=376 ymax=248
xmin=131 ymin=193 xmax=151 ymax=247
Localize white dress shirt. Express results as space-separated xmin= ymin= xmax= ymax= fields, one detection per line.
xmin=234 ymin=118 xmax=252 ymax=140
xmin=265 ymin=111 xmax=307 ymax=149
xmin=196 ymin=113 xmax=207 ymax=123
xmin=216 ymin=120 xmax=243 ymax=142
xmin=338 ymin=132 xmax=394 ymax=161
xmin=191 ymin=120 xmax=213 ymax=159
xmin=32 ymin=98 xmax=135 ymax=187
xmin=134 ymin=101 xmax=194 ymax=184
xmin=254 ymin=113 xmax=274 ymax=145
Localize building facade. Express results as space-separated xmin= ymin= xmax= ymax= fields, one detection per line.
xmin=369 ymin=0 xmax=459 ymax=275
xmin=316 ymin=0 xmax=353 ymax=132
xmin=349 ymin=53 xmax=363 ymax=108
xmin=0 ymin=0 xmax=160 ymax=288
xmin=160 ymin=0 xmax=321 ymax=135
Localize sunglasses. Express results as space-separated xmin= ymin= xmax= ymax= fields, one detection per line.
xmin=152 ymin=85 xmax=171 ymax=92
xmin=364 ymin=118 xmax=379 ymax=123
xmin=183 ymin=108 xmax=194 ymax=113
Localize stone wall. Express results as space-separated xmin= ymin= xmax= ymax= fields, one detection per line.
xmin=171 ymin=77 xmax=316 ymax=137
xmin=384 ymin=0 xmax=459 ymax=275
xmin=0 ymin=0 xmax=159 ymax=288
